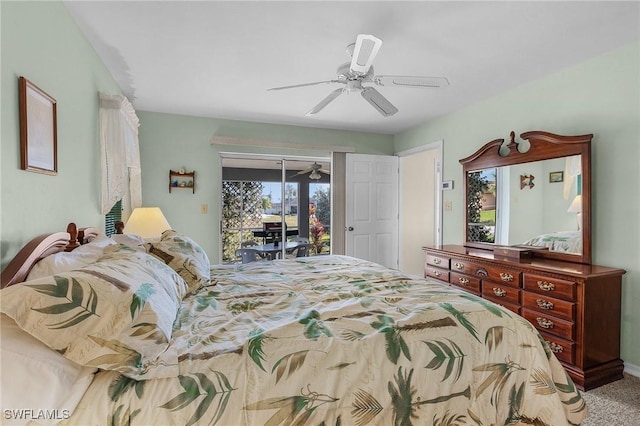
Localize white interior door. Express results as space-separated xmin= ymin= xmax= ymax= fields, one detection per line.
xmin=345 ymin=153 xmax=399 ymax=269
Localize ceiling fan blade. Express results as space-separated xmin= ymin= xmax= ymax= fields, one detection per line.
xmin=290 ymin=168 xmax=312 ymax=178
xmin=361 ymin=87 xmax=398 ymax=117
xmin=350 ymin=34 xmax=382 ymax=75
xmin=268 ymin=80 xmax=340 ymax=91
xmin=319 ymin=169 xmax=330 ymax=174
xmin=373 ymin=75 xmax=450 ymax=88
xmin=306 ymin=88 xmax=343 ymax=116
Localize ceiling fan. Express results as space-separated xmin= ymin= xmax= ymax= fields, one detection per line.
xmin=268 ymin=34 xmax=449 ymax=117
xmin=290 ymin=162 xmax=330 ymax=180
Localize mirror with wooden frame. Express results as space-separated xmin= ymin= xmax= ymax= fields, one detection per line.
xmin=460 ymin=130 xmax=592 ymax=264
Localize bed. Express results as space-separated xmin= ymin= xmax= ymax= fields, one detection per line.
xmin=0 ymin=224 xmax=587 ymax=425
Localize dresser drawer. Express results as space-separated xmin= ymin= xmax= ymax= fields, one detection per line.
xmin=450 ymin=258 xmax=521 ymax=288
xmin=522 ymin=292 xmax=575 ymax=322
xmin=482 ymin=281 xmax=520 ymax=306
xmin=523 ymin=273 xmax=576 ymax=302
xmin=483 ymin=264 xmax=521 ymax=288
xmin=449 ymin=258 xmax=479 ymax=275
xmin=425 ymin=266 xmax=449 ymax=282
xmin=450 ymin=272 xmax=481 ymax=295
xmin=425 ymin=253 xmax=450 ymax=269
xmin=540 ymin=332 xmax=575 ymax=364
xmin=522 ymin=308 xmax=574 ymax=341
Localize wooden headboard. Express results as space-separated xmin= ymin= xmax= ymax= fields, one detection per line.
xmin=0 ymin=223 xmax=100 ymax=289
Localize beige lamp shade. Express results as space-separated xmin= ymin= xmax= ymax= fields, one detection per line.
xmin=567 ymin=195 xmax=582 ymax=213
xmin=123 ymin=207 xmax=171 ymax=239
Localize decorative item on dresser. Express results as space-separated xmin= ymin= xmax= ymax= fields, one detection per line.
xmin=169 ymin=169 xmax=195 ymax=193
xmin=424 ymin=130 xmax=626 ymax=391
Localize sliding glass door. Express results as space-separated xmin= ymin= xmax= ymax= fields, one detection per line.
xmin=220 ymin=155 xmax=330 ymax=263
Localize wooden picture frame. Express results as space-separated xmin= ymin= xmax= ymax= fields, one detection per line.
xmin=549 ymin=171 xmax=564 ymax=183
xmin=19 ymin=76 xmax=57 ymax=175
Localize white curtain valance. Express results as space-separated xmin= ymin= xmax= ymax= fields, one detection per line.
xmin=563 ymin=155 xmax=582 ymax=199
xmin=99 ymin=92 xmax=141 ymax=216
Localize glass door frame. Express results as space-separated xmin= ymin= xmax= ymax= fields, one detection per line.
xmin=219 ymin=152 xmax=331 ymax=263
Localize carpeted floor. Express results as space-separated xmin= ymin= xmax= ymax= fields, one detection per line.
xmin=580 ymin=373 xmax=640 ymax=425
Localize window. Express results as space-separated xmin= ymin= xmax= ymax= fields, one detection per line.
xmin=105 ymin=200 xmax=122 ymax=237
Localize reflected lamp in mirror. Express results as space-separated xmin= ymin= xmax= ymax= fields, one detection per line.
xmin=567 ymin=195 xmax=582 ymax=230
xmin=123 ymin=207 xmax=171 ymax=239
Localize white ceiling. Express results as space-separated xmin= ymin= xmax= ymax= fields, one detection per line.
xmin=64 ymin=1 xmax=639 ymax=135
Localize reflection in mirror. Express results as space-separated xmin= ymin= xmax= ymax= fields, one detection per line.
xmin=507 ymin=156 xmax=582 ymax=255
xmin=466 ymin=156 xmax=583 ymax=255
xmin=467 ymin=168 xmax=496 ymax=244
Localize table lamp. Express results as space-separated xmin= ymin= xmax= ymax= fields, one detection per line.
xmin=567 ymin=195 xmax=582 ymax=230
xmin=123 ymin=207 xmax=171 ymax=239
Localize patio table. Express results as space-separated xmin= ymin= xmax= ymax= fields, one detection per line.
xmin=252 ymin=241 xmax=302 ymax=260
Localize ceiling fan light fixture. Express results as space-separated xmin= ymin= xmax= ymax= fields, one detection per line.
xmin=309 ymin=169 xmax=321 ymax=180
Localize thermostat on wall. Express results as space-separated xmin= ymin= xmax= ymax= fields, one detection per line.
xmin=442 ymin=180 xmax=454 ymax=190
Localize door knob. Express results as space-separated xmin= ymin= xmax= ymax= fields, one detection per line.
xmin=347 ymin=226 xmax=354 ymax=231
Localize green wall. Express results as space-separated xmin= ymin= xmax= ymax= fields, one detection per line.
xmin=136 ymin=111 xmax=393 ymax=261
xmin=1 ymin=1 xmax=122 ymax=268
xmin=394 ymin=41 xmax=640 ymax=370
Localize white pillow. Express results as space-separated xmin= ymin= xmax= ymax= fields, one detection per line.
xmin=26 ymin=235 xmax=116 ymax=281
xmin=0 ymin=314 xmax=96 ymax=425
xmin=110 ymin=233 xmax=146 ymax=248
xmin=73 ymin=234 xmax=115 ymax=254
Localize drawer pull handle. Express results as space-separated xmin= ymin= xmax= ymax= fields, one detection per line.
xmin=433 ymin=258 xmax=441 ymax=265
xmin=458 ymin=277 xmax=470 ymax=285
xmin=537 ymin=281 xmax=555 ymax=291
xmin=536 ymin=317 xmax=554 ymax=329
xmin=493 ymin=287 xmax=507 ymax=297
xmin=536 ymin=299 xmax=554 ymax=310
xmin=453 ymin=262 xmax=464 ymax=270
xmin=500 ymin=273 xmax=514 ymax=282
xmin=545 ymin=341 xmax=563 ymax=353
xmin=433 ymin=270 xmax=441 ymax=277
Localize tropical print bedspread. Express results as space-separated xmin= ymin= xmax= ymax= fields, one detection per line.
xmin=65 ymin=255 xmax=586 ymax=425
xmin=522 ymin=231 xmax=582 ymax=254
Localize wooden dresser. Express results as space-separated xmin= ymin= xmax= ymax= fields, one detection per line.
xmin=423 ymin=244 xmax=625 ymax=390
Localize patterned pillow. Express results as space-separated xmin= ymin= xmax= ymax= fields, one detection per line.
xmin=146 ymin=230 xmax=211 ymax=295
xmin=0 ymin=249 xmax=187 ymax=380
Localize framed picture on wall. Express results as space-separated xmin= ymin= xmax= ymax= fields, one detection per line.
xmin=19 ymin=76 xmax=57 ymax=175
xmin=549 ymin=171 xmax=564 ymax=183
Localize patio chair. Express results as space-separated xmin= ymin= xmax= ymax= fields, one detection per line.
xmin=241 ymin=240 xmax=272 ymax=259
xmin=235 ymin=248 xmax=261 ymax=264
xmin=290 ymin=243 xmax=312 ymax=258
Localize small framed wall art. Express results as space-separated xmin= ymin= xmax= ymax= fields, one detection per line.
xmin=19 ymin=76 xmax=57 ymax=175
xmin=549 ymin=171 xmax=564 ymax=183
